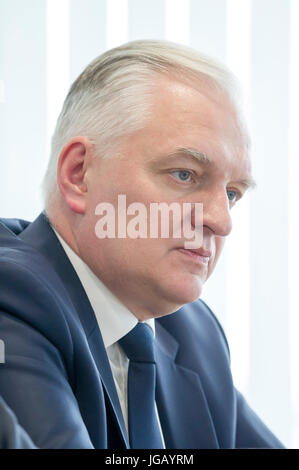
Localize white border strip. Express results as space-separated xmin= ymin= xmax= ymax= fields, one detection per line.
xmin=46 ymin=0 xmax=70 ymax=150
xmin=289 ymin=0 xmax=299 ymax=448
xmin=165 ymin=0 xmax=190 ymax=45
xmin=226 ymin=0 xmax=251 ymax=111
xmin=106 ymin=0 xmax=128 ymax=50
xmin=0 ymin=80 xmax=5 ymax=104
xmin=225 ymin=0 xmax=251 ymax=392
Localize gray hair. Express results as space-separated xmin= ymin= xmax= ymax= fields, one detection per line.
xmin=42 ymin=39 xmax=242 ymax=211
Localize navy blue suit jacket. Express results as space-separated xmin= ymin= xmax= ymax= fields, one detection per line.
xmin=0 ymin=213 xmax=284 ymax=448
xmin=0 ymin=396 xmax=36 ymax=449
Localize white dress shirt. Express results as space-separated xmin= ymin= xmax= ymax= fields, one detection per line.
xmin=52 ymin=227 xmax=164 ymax=446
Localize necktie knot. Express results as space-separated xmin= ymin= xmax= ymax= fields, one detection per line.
xmin=119 ymin=322 xmax=155 ymax=363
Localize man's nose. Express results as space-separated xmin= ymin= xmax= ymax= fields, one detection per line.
xmin=191 ymin=190 xmax=233 ymax=237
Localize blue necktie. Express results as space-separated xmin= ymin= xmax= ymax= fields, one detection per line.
xmin=118 ymin=322 xmax=164 ymax=449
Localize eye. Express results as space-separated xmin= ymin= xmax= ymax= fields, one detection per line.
xmin=171 ymin=170 xmax=193 ymax=183
xmin=227 ymin=190 xmax=238 ymax=203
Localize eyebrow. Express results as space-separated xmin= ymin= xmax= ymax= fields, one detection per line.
xmin=168 ymin=147 xmax=211 ymax=165
xmin=166 ymin=147 xmax=257 ymax=190
xmin=237 ymin=177 xmax=257 ymax=191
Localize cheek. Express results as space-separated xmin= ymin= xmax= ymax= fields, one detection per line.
xmin=98 ymin=237 xmax=165 ymax=268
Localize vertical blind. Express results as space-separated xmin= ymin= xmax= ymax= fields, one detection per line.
xmin=0 ymin=0 xmax=297 ymax=447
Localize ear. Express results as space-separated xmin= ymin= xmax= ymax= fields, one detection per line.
xmin=57 ymin=136 xmax=94 ymax=214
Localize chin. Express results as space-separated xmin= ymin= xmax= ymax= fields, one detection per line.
xmin=162 ymin=276 xmax=204 ymax=308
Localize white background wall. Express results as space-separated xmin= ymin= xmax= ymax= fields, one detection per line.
xmin=0 ymin=0 xmax=298 ymax=448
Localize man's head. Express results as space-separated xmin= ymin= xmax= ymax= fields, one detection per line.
xmin=43 ymin=40 xmax=254 ymax=320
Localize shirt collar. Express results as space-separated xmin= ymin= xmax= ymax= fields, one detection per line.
xmin=51 ymin=226 xmax=155 ymax=347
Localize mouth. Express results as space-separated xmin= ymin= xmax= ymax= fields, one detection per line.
xmin=176 ymin=247 xmax=211 ymax=266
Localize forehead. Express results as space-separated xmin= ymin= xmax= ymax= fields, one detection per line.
xmin=122 ymin=77 xmax=252 ymax=179
xmin=151 ymin=76 xmax=249 ymax=144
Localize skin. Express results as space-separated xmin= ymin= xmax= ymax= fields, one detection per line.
xmin=50 ymin=76 xmax=253 ymax=320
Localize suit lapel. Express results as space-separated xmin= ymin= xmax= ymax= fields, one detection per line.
xmin=19 ymin=212 xmax=129 ymax=448
xmin=155 ymin=321 xmax=219 ymax=449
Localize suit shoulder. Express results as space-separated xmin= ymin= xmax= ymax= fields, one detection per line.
xmin=0 ymin=243 xmax=67 ymax=306
xmin=0 ymin=244 xmax=74 ymax=357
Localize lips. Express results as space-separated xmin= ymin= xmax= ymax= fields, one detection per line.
xmin=183 ymin=247 xmax=212 ymax=258
xmin=176 ymin=247 xmax=212 ymax=265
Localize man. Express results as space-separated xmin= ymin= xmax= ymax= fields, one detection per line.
xmin=0 ymin=40 xmax=284 ymax=448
